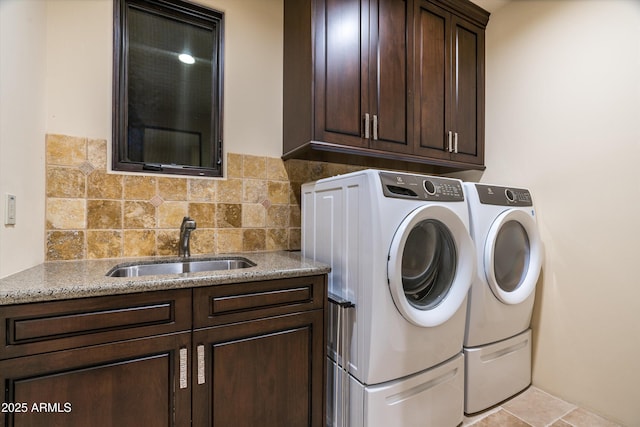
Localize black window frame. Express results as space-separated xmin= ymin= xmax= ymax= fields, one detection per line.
xmin=112 ymin=0 xmax=224 ymax=177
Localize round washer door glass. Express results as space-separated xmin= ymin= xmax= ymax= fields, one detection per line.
xmin=388 ymin=205 xmax=475 ymax=327
xmin=494 ymin=220 xmax=529 ymax=292
xmin=401 ymin=220 xmax=456 ymax=309
xmin=484 ymin=209 xmax=543 ymax=305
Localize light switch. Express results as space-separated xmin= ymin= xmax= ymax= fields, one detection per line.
xmin=5 ymin=194 xmax=16 ymax=225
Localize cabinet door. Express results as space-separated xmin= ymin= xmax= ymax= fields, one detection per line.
xmin=369 ymin=0 xmax=413 ymax=153
xmin=0 ymin=333 xmax=191 ymax=427
xmin=314 ymin=0 xmax=370 ymax=148
xmin=414 ymin=0 xmax=453 ymax=160
xmin=450 ymin=14 xmax=485 ymax=165
xmin=414 ymin=1 xmax=485 ymax=165
xmin=193 ymin=311 xmax=325 ymax=427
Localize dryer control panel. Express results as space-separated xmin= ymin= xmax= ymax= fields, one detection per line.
xmin=379 ymin=172 xmax=464 ymax=202
xmin=475 ymin=184 xmax=533 ymax=206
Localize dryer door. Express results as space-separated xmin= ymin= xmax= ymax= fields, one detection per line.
xmin=388 ymin=205 xmax=475 ymax=327
xmin=484 ymin=209 xmax=543 ymax=304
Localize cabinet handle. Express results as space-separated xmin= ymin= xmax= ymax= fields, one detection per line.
xmin=197 ymin=344 xmax=206 ymax=385
xmin=179 ymin=347 xmax=188 ymax=389
xmin=364 ymin=113 xmax=370 ymax=139
xmin=372 ymin=115 xmax=378 ymax=141
xmin=454 ymin=132 xmax=458 ymax=153
xmin=448 ymin=131 xmax=453 ymax=152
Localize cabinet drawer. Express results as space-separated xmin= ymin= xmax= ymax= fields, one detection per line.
xmin=0 ymin=289 xmax=191 ymax=360
xmin=194 ymin=275 xmax=326 ymax=328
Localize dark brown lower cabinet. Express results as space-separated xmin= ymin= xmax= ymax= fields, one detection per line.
xmin=0 ymin=275 xmax=327 ymax=427
xmin=193 ymin=311 xmax=325 ymax=427
xmin=0 ymin=333 xmax=191 ymax=427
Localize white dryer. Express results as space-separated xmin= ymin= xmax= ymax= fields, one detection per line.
xmin=302 ymin=170 xmax=476 ymax=427
xmin=462 ymin=183 xmax=544 ymax=414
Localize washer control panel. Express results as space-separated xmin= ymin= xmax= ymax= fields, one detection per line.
xmin=379 ymin=172 xmax=464 ymax=201
xmin=475 ymin=184 xmax=532 ymax=206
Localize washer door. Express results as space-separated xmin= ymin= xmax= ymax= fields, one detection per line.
xmin=388 ymin=205 xmax=475 ymax=327
xmin=484 ymin=209 xmax=543 ymax=305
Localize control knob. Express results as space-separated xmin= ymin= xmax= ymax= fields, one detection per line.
xmin=505 ymin=189 xmax=516 ymax=203
xmin=424 ymin=180 xmax=437 ymax=195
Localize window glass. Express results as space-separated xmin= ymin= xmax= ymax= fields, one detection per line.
xmin=113 ymin=0 xmax=223 ymax=177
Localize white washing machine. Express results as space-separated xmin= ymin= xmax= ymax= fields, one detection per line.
xmin=302 ymin=170 xmax=476 ymax=427
xmin=462 ymin=183 xmax=544 ymax=414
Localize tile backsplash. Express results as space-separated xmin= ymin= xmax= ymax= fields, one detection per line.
xmin=45 ymin=134 xmax=364 ymax=261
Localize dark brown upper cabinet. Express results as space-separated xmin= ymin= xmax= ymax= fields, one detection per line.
xmin=113 ymin=0 xmax=224 ymax=177
xmin=283 ymin=0 xmax=489 ymax=172
xmin=414 ymin=0 xmax=486 ymax=166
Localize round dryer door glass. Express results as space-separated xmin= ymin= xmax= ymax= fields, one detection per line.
xmin=493 ymin=220 xmax=530 ymax=292
xmin=484 ymin=209 xmax=543 ymax=305
xmin=401 ymin=220 xmax=457 ymax=309
xmin=388 ymin=204 xmax=475 ymax=327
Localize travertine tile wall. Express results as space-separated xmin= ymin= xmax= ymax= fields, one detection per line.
xmin=45 ymin=134 xmax=364 ymax=260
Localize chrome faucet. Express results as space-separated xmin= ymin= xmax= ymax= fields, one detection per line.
xmin=179 ymin=216 xmax=197 ymax=257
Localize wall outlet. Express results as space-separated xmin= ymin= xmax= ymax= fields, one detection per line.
xmin=5 ymin=194 xmax=16 ymax=225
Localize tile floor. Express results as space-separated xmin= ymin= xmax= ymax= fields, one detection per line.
xmin=462 ymin=387 xmax=621 ymax=427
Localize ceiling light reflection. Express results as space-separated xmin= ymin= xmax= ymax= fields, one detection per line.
xmin=178 ymin=53 xmax=195 ymax=64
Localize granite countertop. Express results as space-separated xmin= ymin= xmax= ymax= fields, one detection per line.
xmin=0 ymin=251 xmax=330 ymax=305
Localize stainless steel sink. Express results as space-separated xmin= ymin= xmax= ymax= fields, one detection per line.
xmin=106 ymin=257 xmax=256 ymax=277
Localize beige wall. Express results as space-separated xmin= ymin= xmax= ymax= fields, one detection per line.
xmin=45 ymin=0 xmax=112 ymax=140
xmin=213 ymin=0 xmax=284 ymax=157
xmin=44 ymin=0 xmax=283 ymax=158
xmin=467 ymin=1 xmax=640 ymax=424
xmin=0 ymin=0 xmax=47 ymax=278
xmin=0 ymin=0 xmax=284 ymax=278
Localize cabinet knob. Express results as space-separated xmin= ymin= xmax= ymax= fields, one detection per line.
xmin=448 ymin=131 xmax=453 ymax=152
xmin=454 ymin=132 xmax=458 ymax=153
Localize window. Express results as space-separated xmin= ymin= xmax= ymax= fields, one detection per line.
xmin=113 ymin=0 xmax=224 ymax=177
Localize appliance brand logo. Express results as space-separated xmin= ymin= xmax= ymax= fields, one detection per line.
xmin=396 ymin=176 xmax=404 ymax=183
xmin=487 ymin=187 xmax=494 ymax=195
